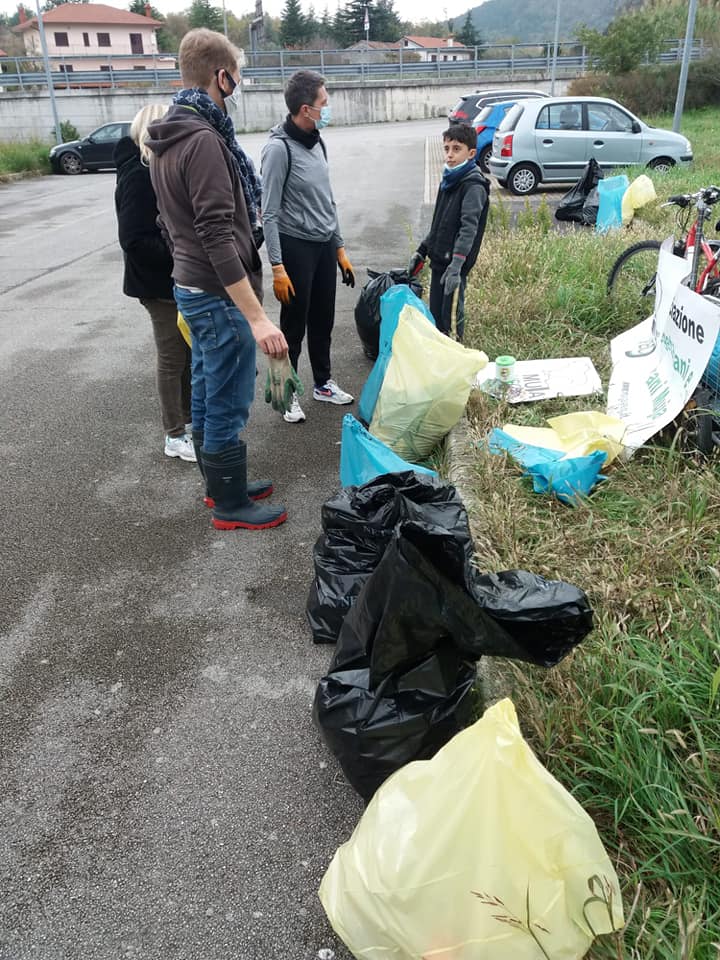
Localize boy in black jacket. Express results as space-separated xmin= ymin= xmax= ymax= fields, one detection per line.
xmin=409 ymin=124 xmax=489 ymax=341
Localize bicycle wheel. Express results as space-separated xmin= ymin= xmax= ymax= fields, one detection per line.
xmin=607 ymin=240 xmax=662 ymax=322
xmin=683 ymin=387 xmax=717 ymax=455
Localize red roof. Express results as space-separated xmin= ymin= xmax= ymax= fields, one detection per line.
xmin=402 ymin=35 xmax=468 ymax=49
xmin=14 ymin=3 xmax=161 ymax=32
xmin=0 ymin=48 xmax=7 ymax=56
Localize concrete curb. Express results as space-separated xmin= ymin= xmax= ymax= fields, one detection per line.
xmin=0 ymin=170 xmax=47 ymax=184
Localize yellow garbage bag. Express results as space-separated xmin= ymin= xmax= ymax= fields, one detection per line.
xmin=320 ymin=698 xmax=624 ymax=960
xmin=370 ymin=304 xmax=488 ymax=461
xmin=504 ymin=411 xmax=626 ymax=466
xmin=177 ymin=311 xmax=191 ymax=348
xmin=621 ymin=174 xmax=657 ymax=226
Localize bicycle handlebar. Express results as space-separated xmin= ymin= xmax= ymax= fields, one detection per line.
xmin=662 ymin=186 xmax=720 ymax=209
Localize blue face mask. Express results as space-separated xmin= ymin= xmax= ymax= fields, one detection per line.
xmin=313 ymin=104 xmax=331 ymax=130
xmin=443 ymin=157 xmax=471 ymax=173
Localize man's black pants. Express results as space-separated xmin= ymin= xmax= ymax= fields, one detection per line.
xmin=279 ymin=233 xmax=336 ymax=387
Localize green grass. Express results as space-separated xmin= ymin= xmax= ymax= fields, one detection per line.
xmin=463 ymin=107 xmax=720 ymax=959
xmin=0 ymin=140 xmax=51 ymax=177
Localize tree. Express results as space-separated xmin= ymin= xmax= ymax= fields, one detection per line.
xmin=161 ymin=11 xmax=189 ymax=50
xmin=187 ymin=0 xmax=223 ymax=33
xmin=279 ymin=0 xmax=307 ymax=47
xmin=456 ymin=10 xmax=479 ymax=47
xmin=42 ymin=0 xmax=87 ymax=8
xmin=334 ymin=0 xmax=402 ymax=46
xmin=578 ymin=10 xmax=664 ymax=74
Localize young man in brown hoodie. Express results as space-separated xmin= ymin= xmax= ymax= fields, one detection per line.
xmin=147 ymin=28 xmax=288 ymax=531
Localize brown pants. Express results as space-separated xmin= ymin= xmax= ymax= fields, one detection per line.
xmin=140 ymin=298 xmax=191 ymax=438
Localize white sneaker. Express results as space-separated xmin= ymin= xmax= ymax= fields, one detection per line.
xmin=283 ymin=393 xmax=306 ymax=423
xmin=312 ymin=379 xmax=354 ymax=405
xmin=164 ymin=433 xmax=197 ymax=462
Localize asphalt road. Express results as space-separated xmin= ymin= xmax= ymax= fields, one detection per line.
xmin=0 ymin=118 xmax=563 ymax=960
xmin=0 ymin=118 xmax=451 ymax=960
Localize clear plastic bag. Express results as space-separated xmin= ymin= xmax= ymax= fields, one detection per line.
xmin=320 ymin=698 xmax=624 ymax=960
xmin=369 ymin=304 xmax=487 ymax=460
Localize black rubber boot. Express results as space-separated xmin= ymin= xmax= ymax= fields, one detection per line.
xmin=193 ymin=431 xmax=272 ymax=508
xmin=202 ymin=442 xmax=287 ymax=531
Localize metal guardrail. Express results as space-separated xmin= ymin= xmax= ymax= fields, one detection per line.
xmin=0 ymin=39 xmax=706 ymax=91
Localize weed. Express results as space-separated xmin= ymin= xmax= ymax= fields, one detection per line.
xmin=462 ymin=106 xmax=720 ymax=958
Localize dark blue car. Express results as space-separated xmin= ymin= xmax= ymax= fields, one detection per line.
xmin=473 ymin=100 xmax=517 ymax=174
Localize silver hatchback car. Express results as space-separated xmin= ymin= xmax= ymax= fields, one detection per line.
xmin=489 ymin=96 xmax=693 ymax=195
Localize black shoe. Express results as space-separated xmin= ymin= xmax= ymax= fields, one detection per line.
xmin=193 ymin=430 xmax=272 ymax=507
xmin=202 ymin=442 xmax=287 ymax=531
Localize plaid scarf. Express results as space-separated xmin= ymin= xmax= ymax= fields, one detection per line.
xmin=173 ymin=87 xmax=262 ymax=231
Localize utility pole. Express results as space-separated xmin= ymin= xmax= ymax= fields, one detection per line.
xmin=221 ymin=0 xmax=228 ymax=37
xmin=550 ymin=0 xmax=561 ymax=95
xmin=35 ymin=0 xmax=62 ymax=144
xmin=672 ymin=0 xmax=698 ymax=132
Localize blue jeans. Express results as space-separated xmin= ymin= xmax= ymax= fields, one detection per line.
xmin=173 ymin=287 xmax=256 ymax=454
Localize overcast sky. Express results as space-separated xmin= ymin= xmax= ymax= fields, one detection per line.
xmin=1 ymin=0 xmax=475 ymax=24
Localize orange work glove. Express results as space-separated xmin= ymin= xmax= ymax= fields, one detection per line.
xmin=336 ymin=247 xmax=355 ymax=288
xmin=272 ymin=263 xmax=295 ymax=305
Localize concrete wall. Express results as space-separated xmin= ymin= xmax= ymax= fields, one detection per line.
xmin=0 ymin=77 xmax=569 ymax=141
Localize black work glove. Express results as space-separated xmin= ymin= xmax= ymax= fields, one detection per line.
xmin=408 ymin=251 xmax=425 ymax=277
xmin=441 ymin=255 xmax=465 ymax=295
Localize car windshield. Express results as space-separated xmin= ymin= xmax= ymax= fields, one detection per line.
xmin=498 ymin=103 xmax=524 ymax=132
xmin=475 ymin=105 xmax=494 ymax=122
xmin=451 ymin=97 xmax=471 ymax=112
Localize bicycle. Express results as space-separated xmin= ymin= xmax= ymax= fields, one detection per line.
xmin=606 ymin=185 xmax=720 ymax=320
xmin=608 ymin=185 xmax=720 ymax=453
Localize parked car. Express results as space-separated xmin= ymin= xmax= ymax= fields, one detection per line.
xmin=472 ymin=99 xmax=517 ymax=174
xmin=50 ymin=121 xmax=132 ymax=175
xmin=448 ymin=88 xmax=548 ymax=124
xmin=489 ymin=96 xmax=693 ymax=195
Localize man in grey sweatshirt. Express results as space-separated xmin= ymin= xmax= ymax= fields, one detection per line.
xmin=261 ymin=70 xmax=356 ymax=424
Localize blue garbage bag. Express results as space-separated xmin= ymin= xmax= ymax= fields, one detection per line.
xmin=487 ymin=428 xmax=565 ymax=469
xmin=488 ymin=429 xmax=607 ymax=505
xmin=596 ymin=175 xmax=629 ymax=233
xmin=340 ymin=414 xmax=438 ymax=488
xmin=526 ymin=450 xmax=608 ymax=505
xmin=358 ymin=284 xmax=435 ymax=425
xmin=704 ymin=329 xmax=720 ymax=392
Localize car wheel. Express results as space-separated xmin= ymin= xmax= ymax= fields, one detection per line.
xmin=647 ymin=157 xmax=675 ymax=174
xmin=60 ymin=152 xmax=83 ymax=175
xmin=478 ymin=145 xmax=492 ymax=175
xmin=508 ymin=163 xmax=539 ymax=195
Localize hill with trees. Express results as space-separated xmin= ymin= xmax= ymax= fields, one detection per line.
xmin=452 ymin=0 xmax=621 ymax=42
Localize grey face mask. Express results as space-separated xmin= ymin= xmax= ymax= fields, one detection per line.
xmin=217 ymin=68 xmax=241 ymax=112
xmin=225 ymin=85 xmax=242 ymax=111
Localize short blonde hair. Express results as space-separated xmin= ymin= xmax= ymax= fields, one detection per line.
xmin=130 ymin=103 xmax=167 ymax=164
xmin=179 ymin=28 xmax=240 ymax=90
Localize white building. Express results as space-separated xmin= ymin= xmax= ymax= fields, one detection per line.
xmin=398 ymin=36 xmax=472 ymax=63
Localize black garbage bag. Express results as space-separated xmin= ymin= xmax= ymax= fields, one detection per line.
xmin=468 ymin=569 xmax=594 ymax=667
xmin=313 ymin=521 xmax=594 ymax=799
xmin=314 ymin=655 xmax=476 ymax=801
xmin=355 ymin=268 xmax=423 ymax=361
xmin=314 ymin=523 xmax=497 ymax=799
xmin=555 ymin=158 xmax=604 ymax=225
xmin=306 ymin=472 xmax=473 ymax=645
xmin=330 ymin=521 xmax=519 ymax=683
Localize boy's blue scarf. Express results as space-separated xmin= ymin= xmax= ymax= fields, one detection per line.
xmin=173 ymin=87 xmax=262 ymax=230
xmin=440 ymin=159 xmax=473 ymax=192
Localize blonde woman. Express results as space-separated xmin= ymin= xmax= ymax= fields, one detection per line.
xmin=114 ymin=104 xmax=195 ymax=462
